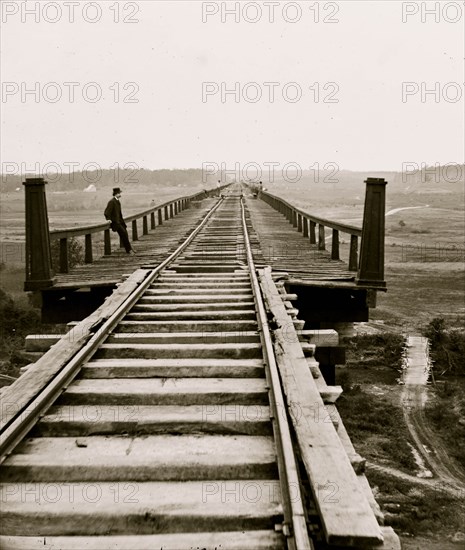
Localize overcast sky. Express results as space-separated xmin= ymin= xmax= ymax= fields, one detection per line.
xmin=1 ymin=0 xmax=464 ymax=174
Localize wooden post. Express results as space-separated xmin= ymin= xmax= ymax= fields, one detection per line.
xmin=132 ymin=220 xmax=138 ymax=241
xmin=309 ymin=221 xmax=316 ymax=244
xmin=23 ymin=178 xmax=55 ymax=290
xmin=164 ymin=206 xmax=169 ymax=220
xmin=170 ymin=204 xmax=174 ymax=218
xmin=143 ymin=215 xmax=148 ymax=235
xmin=318 ymin=224 xmax=326 ymax=250
xmin=292 ymin=210 xmax=297 ymax=228
xmin=331 ymin=229 xmax=340 ymax=260
xmin=349 ymin=235 xmax=358 ymax=271
xmin=59 ymin=238 xmax=69 ymax=273
xmin=357 ymin=178 xmax=387 ymax=287
xmin=303 ymin=217 xmax=309 ymax=238
xmin=85 ymin=234 xmax=93 ymax=263
xmin=297 ymin=214 xmax=302 ymax=233
xmin=104 ymin=229 xmax=111 ymax=255
xmin=150 ymin=212 xmax=155 ymax=229
xmin=158 ymin=209 xmax=163 ymax=225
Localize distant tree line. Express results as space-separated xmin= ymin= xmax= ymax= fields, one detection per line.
xmin=0 ymin=169 xmax=219 ymax=193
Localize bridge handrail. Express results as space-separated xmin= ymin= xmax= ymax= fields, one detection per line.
xmin=260 ymin=190 xmax=362 ymax=237
xmin=49 ymin=188 xmax=222 ymax=239
xmin=23 ymin=178 xmax=230 ymax=288
xmin=250 ymin=179 xmax=387 ymax=288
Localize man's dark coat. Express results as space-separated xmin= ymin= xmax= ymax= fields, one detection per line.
xmin=104 ymin=197 xmax=126 ymax=231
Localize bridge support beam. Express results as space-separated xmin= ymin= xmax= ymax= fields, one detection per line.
xmin=357 ymin=178 xmax=387 ymax=288
xmin=23 ymin=178 xmax=55 ymax=291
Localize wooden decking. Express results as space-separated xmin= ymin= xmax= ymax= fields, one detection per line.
xmin=246 ymin=196 xmax=356 ymax=284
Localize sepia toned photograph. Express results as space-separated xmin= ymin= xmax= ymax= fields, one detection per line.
xmin=0 ymin=1 xmax=464 ymax=549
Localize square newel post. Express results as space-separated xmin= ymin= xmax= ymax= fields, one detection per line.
xmin=356 ymin=178 xmax=387 ymax=288
xmin=23 ymin=178 xmax=55 ymax=290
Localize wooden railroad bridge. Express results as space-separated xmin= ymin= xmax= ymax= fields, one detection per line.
xmin=24 ymin=177 xmax=386 ymax=324
xmin=0 ymin=178 xmax=398 ymax=549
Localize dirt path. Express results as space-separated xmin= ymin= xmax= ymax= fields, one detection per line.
xmin=400 ymin=336 xmax=465 ymax=493
xmin=366 ymin=462 xmax=464 ymax=499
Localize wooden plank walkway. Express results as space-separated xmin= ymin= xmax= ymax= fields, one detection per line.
xmin=245 ymin=195 xmax=356 ymax=284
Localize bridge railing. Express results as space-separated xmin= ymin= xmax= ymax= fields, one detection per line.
xmin=254 ymin=178 xmax=387 ymax=288
xmin=23 ymin=178 xmax=229 ymax=290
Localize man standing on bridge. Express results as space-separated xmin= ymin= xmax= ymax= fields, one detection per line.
xmin=104 ymin=188 xmax=136 ymax=255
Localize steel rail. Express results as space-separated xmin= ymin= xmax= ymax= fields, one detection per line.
xmin=0 ymin=196 xmax=226 ymax=462
xmin=240 ymin=198 xmax=313 ymax=550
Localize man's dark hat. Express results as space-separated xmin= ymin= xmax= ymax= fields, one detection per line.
xmin=113 ymin=187 xmax=122 ymax=195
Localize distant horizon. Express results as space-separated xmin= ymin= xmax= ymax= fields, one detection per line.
xmin=2 ymin=163 xmax=464 ymax=177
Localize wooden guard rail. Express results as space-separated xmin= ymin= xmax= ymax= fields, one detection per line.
xmin=255 ymin=178 xmax=387 ymax=288
xmin=23 ymin=178 xmax=229 ymax=290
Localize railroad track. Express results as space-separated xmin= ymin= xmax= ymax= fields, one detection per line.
xmin=0 ymin=189 xmax=312 ymax=549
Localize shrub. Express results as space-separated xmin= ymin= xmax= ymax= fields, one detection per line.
xmin=345 ymin=332 xmax=405 ymax=373
xmin=50 ymin=237 xmax=84 ymax=271
xmin=0 ymin=289 xmax=41 ymax=346
xmin=424 ymin=317 xmax=465 ymax=376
